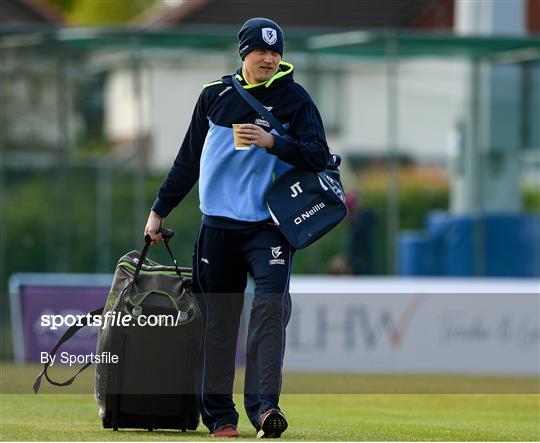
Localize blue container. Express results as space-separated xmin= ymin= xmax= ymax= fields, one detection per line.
xmin=397 ymin=232 xmax=441 ymax=276
xmin=398 ymin=212 xmax=540 ymax=277
xmin=483 ymin=214 xmax=540 ymax=277
xmin=427 ymin=213 xmax=475 ymax=276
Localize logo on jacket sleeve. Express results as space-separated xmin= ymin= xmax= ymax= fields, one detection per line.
xmin=269 ymin=246 xmax=285 ymax=265
xmin=219 ymin=86 xmax=232 ymax=97
xmin=262 ymin=28 xmax=277 ymax=45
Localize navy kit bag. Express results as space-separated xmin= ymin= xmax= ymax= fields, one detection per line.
xmin=265 ymin=154 xmax=346 ymax=249
xmin=229 ymin=75 xmax=347 ymax=249
xmin=33 ymin=228 xmax=201 ymax=432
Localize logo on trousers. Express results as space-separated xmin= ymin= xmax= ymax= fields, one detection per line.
xmin=269 ymin=246 xmax=285 ymax=265
xmin=271 ymin=246 xmax=283 ymax=258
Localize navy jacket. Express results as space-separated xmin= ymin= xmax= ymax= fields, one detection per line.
xmin=152 ymin=61 xmax=329 ymax=223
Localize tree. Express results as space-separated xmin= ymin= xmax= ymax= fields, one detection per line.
xmin=47 ymin=0 xmax=157 ymax=25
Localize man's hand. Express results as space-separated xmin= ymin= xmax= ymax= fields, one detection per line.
xmin=235 ymin=124 xmax=275 ymax=149
xmin=144 ymin=210 xmax=164 ymax=245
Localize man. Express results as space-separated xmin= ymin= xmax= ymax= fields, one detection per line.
xmin=344 ymin=192 xmax=378 ymax=275
xmin=144 ymin=17 xmax=329 ymax=438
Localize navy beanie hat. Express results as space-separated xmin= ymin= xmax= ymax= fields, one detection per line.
xmin=238 ymin=17 xmax=284 ymax=59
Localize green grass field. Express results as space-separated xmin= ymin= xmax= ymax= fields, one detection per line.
xmin=1 ymin=364 xmax=539 ymax=441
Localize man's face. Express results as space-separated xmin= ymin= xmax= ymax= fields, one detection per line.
xmin=243 ymin=49 xmax=282 ymax=83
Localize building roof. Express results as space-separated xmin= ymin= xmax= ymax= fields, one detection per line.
xmin=5 ymin=27 xmax=537 ymax=65
xmin=137 ymin=0 xmax=453 ymax=30
xmin=0 ymin=0 xmax=64 ymax=25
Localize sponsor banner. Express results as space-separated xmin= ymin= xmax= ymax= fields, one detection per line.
xmin=9 ymin=274 xmax=112 ymax=363
xmin=284 ymin=290 xmax=540 ymax=375
xmin=9 ymin=273 xmax=247 ymax=365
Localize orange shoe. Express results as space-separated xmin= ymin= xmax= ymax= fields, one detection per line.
xmin=211 ymin=424 xmax=240 ymax=438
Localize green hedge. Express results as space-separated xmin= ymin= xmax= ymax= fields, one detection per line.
xmin=4 ymin=170 xmax=539 ymax=290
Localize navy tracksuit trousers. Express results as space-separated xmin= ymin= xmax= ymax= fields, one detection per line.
xmin=192 ymin=222 xmax=293 ymax=432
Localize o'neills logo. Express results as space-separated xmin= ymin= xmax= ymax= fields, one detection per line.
xmin=294 ymin=202 xmax=325 ymax=225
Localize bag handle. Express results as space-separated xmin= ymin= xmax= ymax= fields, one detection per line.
xmin=135 ymin=226 xmax=182 ymax=278
xmin=33 ymin=306 xmax=104 ymax=394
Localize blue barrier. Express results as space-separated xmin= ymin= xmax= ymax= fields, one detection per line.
xmin=398 ymin=212 xmax=540 ymax=277
xmin=397 ymin=232 xmax=441 ymax=276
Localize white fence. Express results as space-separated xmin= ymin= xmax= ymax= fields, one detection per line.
xmin=283 ymin=277 xmax=540 ymax=375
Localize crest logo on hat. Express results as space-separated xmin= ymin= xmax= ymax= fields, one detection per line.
xmin=262 ymin=28 xmax=277 ymax=45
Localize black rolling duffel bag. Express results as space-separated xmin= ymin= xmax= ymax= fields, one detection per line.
xmin=34 ymin=228 xmax=201 ymax=432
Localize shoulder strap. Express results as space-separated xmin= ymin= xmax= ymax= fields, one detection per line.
xmin=225 ymin=75 xmax=288 ymax=137
xmin=33 ymin=306 xmax=104 ymax=393
xmin=225 ymin=74 xmax=339 ymax=168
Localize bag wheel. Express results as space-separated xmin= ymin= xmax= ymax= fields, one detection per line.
xmin=113 ymin=427 xmax=118 ymax=432
xmin=147 ymin=428 xmax=153 ymax=432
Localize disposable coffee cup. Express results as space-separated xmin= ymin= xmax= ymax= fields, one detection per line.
xmin=232 ymin=124 xmax=251 ymax=150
